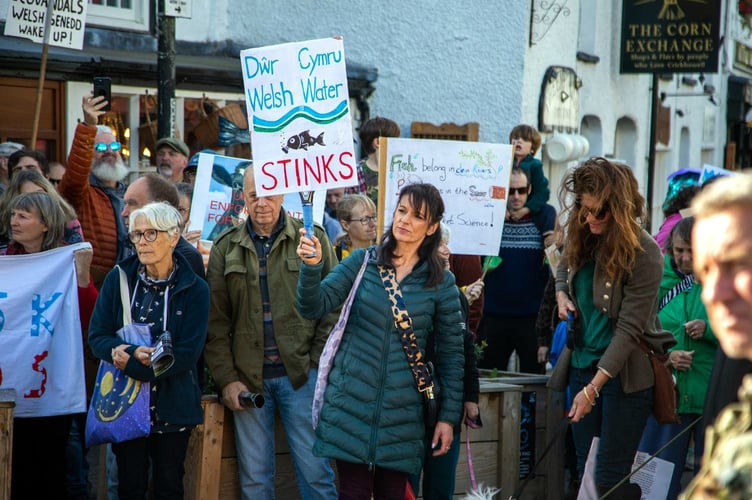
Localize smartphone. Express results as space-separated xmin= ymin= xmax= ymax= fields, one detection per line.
xmin=93 ymin=76 xmax=111 ymax=111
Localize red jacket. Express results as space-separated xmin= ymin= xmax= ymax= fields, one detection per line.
xmin=59 ymin=123 xmax=121 ymax=288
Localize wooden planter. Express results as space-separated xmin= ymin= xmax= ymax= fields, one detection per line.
xmin=185 ymin=382 xmax=548 ymax=500
xmin=0 ymin=390 xmax=14 ymax=500
xmin=478 ymin=371 xmax=566 ymax=499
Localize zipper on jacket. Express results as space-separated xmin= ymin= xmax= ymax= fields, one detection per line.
xmin=367 ymin=317 xmax=392 ymax=466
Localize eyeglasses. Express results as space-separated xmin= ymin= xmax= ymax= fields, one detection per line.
xmin=128 ymin=229 xmax=168 ymax=244
xmin=349 ymin=215 xmax=377 ymax=225
xmin=95 ymin=142 xmax=121 ymax=153
xmin=581 ymin=204 xmax=609 ymax=221
xmin=508 ymin=187 xmax=529 ymax=196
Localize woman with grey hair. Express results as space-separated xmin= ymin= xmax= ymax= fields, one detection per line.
xmin=88 ymin=201 xmax=209 ymax=500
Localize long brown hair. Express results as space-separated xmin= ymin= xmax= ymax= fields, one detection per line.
xmin=558 ymin=157 xmax=646 ymax=282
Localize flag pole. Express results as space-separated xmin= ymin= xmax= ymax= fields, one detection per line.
xmin=30 ymin=0 xmax=54 ymax=148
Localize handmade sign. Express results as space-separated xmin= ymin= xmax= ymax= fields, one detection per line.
xmin=4 ymin=0 xmax=89 ymax=50
xmin=240 ymin=37 xmax=358 ymax=196
xmin=187 ymin=152 xmax=326 ymax=242
xmin=380 ymin=137 xmax=514 ymax=256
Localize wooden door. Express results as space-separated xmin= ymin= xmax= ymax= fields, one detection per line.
xmin=0 ymin=77 xmax=65 ymax=162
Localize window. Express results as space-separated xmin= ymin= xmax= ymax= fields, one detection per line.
xmin=86 ymin=0 xmax=149 ymax=32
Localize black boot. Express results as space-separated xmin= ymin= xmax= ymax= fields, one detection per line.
xmin=597 ymin=482 xmax=641 ymax=500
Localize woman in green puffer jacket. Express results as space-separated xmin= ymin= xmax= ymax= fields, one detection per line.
xmin=639 ymin=217 xmax=718 ymax=500
xmin=297 ymin=183 xmax=465 ymax=499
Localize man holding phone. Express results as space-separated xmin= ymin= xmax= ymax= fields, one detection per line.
xmin=59 ymin=89 xmax=129 ymax=288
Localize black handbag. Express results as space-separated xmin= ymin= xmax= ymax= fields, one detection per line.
xmin=377 ymin=265 xmax=441 ymax=429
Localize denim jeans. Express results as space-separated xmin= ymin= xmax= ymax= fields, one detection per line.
xmin=568 ymin=367 xmax=652 ymax=492
xmin=408 ymin=426 xmax=461 ymax=499
xmin=233 ymin=369 xmax=336 ymax=500
xmin=65 ymin=414 xmax=90 ymax=500
xmin=639 ymin=413 xmax=704 ymax=500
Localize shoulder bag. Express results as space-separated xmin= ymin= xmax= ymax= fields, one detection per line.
xmin=377 ymin=265 xmax=441 ymax=429
xmin=85 ymin=266 xmax=152 ymax=446
xmin=637 ymin=336 xmax=679 ymax=424
xmin=312 ymin=250 xmax=370 ymax=428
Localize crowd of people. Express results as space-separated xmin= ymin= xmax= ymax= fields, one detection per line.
xmin=2 ymin=89 xmax=752 ymax=500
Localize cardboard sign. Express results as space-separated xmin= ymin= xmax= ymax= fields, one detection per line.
xmin=187 ymin=153 xmax=326 ymax=241
xmin=380 ymin=138 xmax=513 ymax=256
xmin=4 ymin=0 xmax=89 ymax=50
xmin=240 ymin=37 xmax=357 ymax=196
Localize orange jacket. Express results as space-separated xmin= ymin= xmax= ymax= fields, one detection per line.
xmin=59 ymin=123 xmax=121 ymax=288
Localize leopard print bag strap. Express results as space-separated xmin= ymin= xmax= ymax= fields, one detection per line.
xmin=377 ymin=265 xmax=437 ymax=399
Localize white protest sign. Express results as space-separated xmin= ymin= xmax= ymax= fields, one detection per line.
xmin=187 ymin=152 xmax=326 ymax=240
xmin=381 ymin=138 xmax=513 ymax=256
xmin=5 ymin=0 xmax=89 ymax=50
xmin=0 ymin=243 xmax=89 ymax=417
xmin=240 ymin=37 xmax=357 ymax=196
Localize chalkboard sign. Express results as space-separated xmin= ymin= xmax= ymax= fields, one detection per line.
xmin=379 ymin=137 xmax=513 ymax=256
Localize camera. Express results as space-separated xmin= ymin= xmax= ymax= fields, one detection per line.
xmin=150 ymin=331 xmax=175 ymax=377
xmin=238 ymin=391 xmax=265 ymax=408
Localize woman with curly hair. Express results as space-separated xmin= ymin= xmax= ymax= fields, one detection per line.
xmin=549 ymin=157 xmax=671 ymax=499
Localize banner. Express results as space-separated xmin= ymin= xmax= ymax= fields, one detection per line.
xmin=380 ymin=138 xmax=513 ymax=256
xmin=240 ymin=37 xmax=357 ymax=196
xmin=4 ymin=0 xmax=89 ymax=50
xmin=0 ymin=242 xmax=89 ymax=417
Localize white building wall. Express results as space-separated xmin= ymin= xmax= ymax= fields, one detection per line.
xmin=176 ymin=1 xmax=529 ymax=144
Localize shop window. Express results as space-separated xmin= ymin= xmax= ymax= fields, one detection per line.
xmin=87 ymin=0 xmax=149 ymax=32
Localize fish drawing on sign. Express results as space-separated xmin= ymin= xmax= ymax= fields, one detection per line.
xmin=281 ymin=130 xmax=325 ymax=153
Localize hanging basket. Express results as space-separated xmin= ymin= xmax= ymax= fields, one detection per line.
xmin=193 ymin=95 xmax=248 ymax=148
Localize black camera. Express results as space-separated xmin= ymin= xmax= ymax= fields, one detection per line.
xmin=238 ymin=391 xmax=265 ymax=408
xmin=151 ymin=331 xmax=175 ymax=376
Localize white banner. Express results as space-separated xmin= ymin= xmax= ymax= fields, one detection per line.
xmin=0 ymin=242 xmax=89 ymax=417
xmin=4 ymin=0 xmax=89 ymax=50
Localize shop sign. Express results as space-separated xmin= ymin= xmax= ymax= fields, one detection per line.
xmin=620 ymin=0 xmax=720 ymax=74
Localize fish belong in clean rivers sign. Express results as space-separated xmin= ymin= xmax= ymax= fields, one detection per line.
xmin=240 ymin=37 xmax=358 ymax=197
xmin=379 ymin=137 xmax=514 ymax=256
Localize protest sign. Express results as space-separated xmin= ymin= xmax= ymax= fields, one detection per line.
xmin=0 ymin=242 xmax=89 ymax=417
xmin=187 ymin=152 xmax=326 ymax=241
xmin=699 ymin=163 xmax=734 ymax=185
xmin=240 ymin=37 xmax=357 ymax=196
xmin=5 ymin=0 xmax=89 ymax=50
xmin=380 ymin=137 xmax=514 ymax=256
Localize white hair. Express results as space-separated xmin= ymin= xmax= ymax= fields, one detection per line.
xmin=96 ymin=125 xmax=114 ymax=135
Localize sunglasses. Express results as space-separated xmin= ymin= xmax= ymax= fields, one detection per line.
xmin=95 ymin=142 xmax=121 ymax=153
xmin=508 ymin=186 xmax=529 ymax=196
xmin=578 ymin=202 xmax=609 ymax=221
xmin=48 ymin=178 xmax=62 ymax=185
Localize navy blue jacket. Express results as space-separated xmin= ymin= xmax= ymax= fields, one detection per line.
xmin=88 ymin=252 xmax=209 ymax=426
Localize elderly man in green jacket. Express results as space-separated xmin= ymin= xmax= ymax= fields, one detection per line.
xmin=204 ymin=166 xmax=338 ymax=499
